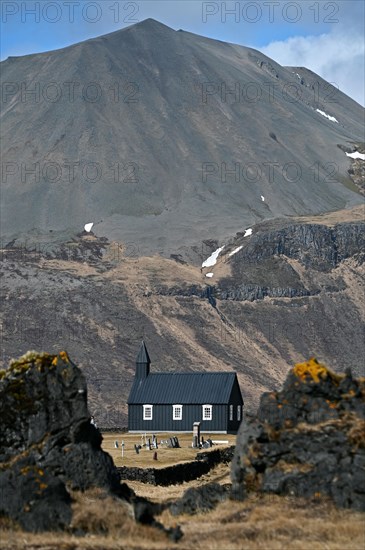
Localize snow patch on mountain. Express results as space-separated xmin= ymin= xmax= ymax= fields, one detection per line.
xmin=202 ymin=246 xmax=224 ymax=268
xmin=346 ymin=151 xmax=365 ymax=160
xmin=229 ymin=246 xmax=243 ymax=257
xmin=316 ymin=109 xmax=338 ymax=123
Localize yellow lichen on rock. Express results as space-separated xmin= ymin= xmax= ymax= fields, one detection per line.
xmin=293 ymin=357 xmax=342 ymax=384
xmin=9 ymin=351 xmax=56 ymax=376
xmin=49 ymin=351 xmax=70 ymax=368
xmin=10 ymin=350 xmax=51 ymax=366
xmin=4 ymin=351 xmax=72 ymax=379
xmin=59 ymin=351 xmax=70 ymax=363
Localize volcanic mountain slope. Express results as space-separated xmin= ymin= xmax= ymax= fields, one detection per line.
xmin=1 ymin=206 xmax=364 ymax=427
xmin=1 ymin=19 xmax=364 ymax=255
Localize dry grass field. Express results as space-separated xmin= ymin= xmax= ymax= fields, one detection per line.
xmin=1 ymin=432 xmax=364 ymax=549
xmin=1 ymin=487 xmax=364 ymax=550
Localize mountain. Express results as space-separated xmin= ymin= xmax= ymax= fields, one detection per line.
xmin=1 ymin=18 xmax=364 ymax=256
xmin=1 ymin=20 xmax=364 ymax=426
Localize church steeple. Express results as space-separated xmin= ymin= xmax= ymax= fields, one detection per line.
xmin=136 ymin=341 xmax=150 ymax=379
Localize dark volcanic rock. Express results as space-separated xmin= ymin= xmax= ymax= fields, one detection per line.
xmin=0 ymin=458 xmax=72 ymax=532
xmin=170 ymin=483 xmax=229 ymax=516
xmin=134 ymin=501 xmax=183 ymax=542
xmin=216 ymin=220 xmax=364 ymax=305
xmin=231 ymin=358 xmax=365 ymax=510
xmin=118 ymin=446 xmax=235 ymax=486
xmin=258 ymin=360 xmax=365 ymax=429
xmin=218 ymin=284 xmax=314 ymax=301
xmin=226 ymin=222 xmax=365 ymax=274
xmin=0 ymin=351 xmax=121 ymax=531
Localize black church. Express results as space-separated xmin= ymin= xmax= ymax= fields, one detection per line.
xmin=127 ymin=342 xmax=244 ymax=433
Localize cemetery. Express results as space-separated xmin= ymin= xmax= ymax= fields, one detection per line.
xmin=101 ymin=431 xmax=236 ymax=470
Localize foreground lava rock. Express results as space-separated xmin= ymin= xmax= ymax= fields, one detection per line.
xmin=170 ymin=483 xmax=229 ymax=516
xmin=231 ymin=358 xmax=365 ymax=510
xmin=0 ymin=351 xmax=124 ymax=531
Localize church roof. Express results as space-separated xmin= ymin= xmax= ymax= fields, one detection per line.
xmin=128 ymin=371 xmax=237 ymax=404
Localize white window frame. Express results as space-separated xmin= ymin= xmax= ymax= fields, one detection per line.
xmin=237 ymin=405 xmax=241 ymax=421
xmin=173 ymin=404 xmax=183 ymax=420
xmin=229 ymin=404 xmax=233 ymax=421
xmin=202 ymin=404 xmax=212 ymax=421
xmin=143 ymin=404 xmax=153 ymax=420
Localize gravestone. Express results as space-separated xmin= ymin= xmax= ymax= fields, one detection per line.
xmin=166 ymin=437 xmax=180 ymax=448
xmin=192 ymin=422 xmax=201 ymax=448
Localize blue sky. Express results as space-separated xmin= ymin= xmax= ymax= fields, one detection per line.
xmin=1 ymin=1 xmax=364 ymax=104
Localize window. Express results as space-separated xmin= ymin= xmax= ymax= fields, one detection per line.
xmin=202 ymin=404 xmax=212 ymax=421
xmin=143 ymin=404 xmax=153 ymax=420
xmin=237 ymin=405 xmax=241 ymax=422
xmin=229 ymin=404 xmax=233 ymax=421
xmin=173 ymin=405 xmax=183 ymax=420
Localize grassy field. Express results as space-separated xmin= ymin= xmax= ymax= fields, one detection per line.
xmin=1 ymin=488 xmax=364 ymax=550
xmin=1 ymin=432 xmax=364 ymax=549
xmin=101 ymin=432 xmax=236 ymax=468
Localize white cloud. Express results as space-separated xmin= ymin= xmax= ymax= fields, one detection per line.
xmin=259 ymin=30 xmax=365 ymax=106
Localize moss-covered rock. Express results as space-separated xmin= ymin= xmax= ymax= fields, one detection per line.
xmin=231 ymin=359 xmax=365 ymax=511
xmin=0 ymin=350 xmax=122 ymax=532
xmin=293 ymin=357 xmax=343 ymax=384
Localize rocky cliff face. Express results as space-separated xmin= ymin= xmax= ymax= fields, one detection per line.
xmin=231 ymin=358 xmax=365 ymax=511
xmin=148 ymin=221 xmax=364 ymax=301
xmin=216 ymin=220 xmax=364 ymax=300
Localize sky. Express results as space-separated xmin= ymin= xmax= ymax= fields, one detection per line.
xmin=0 ymin=0 xmax=364 ymax=105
